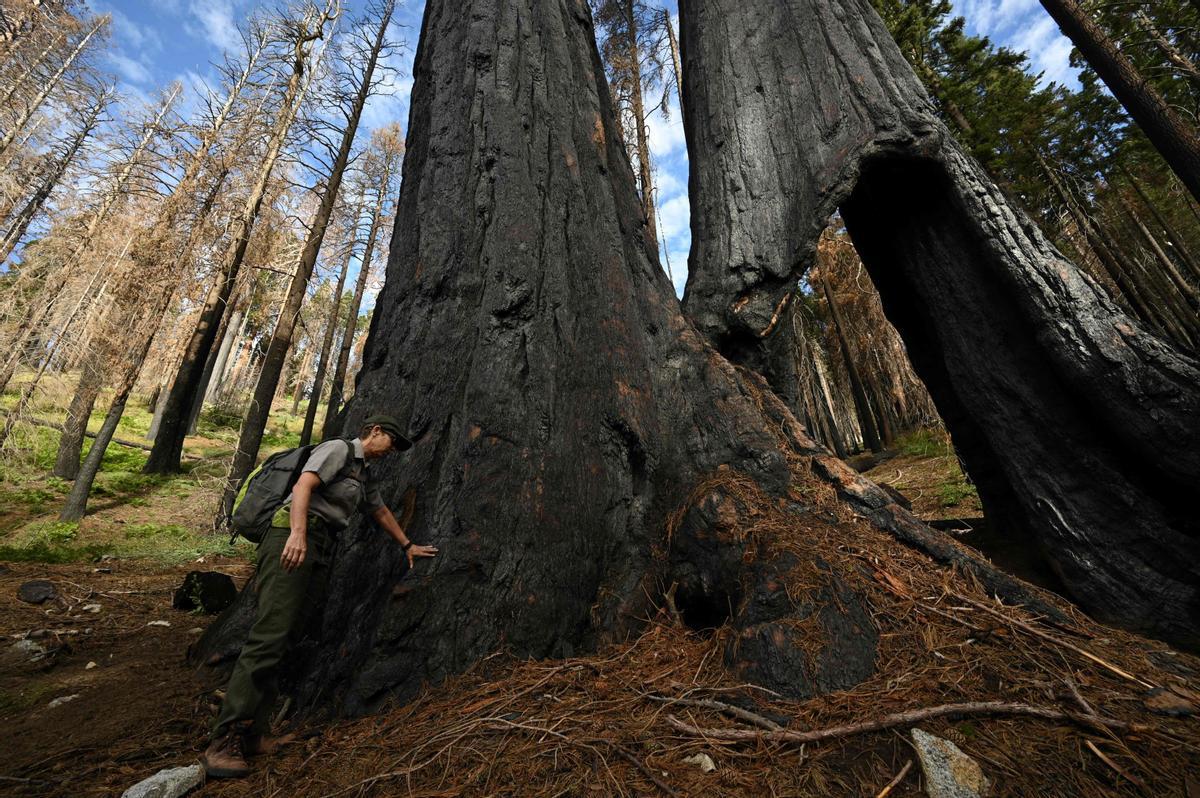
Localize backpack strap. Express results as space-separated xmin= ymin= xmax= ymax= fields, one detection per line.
xmin=329 ymin=438 xmax=360 ymax=484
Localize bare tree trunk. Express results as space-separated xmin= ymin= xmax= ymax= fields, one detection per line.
xmin=60 ymin=289 xmax=177 ymax=521
xmin=0 ymin=27 xmax=65 ymax=124
xmin=205 ymin=308 xmax=244 ymax=403
xmin=1136 ymin=9 xmax=1200 ymax=89
xmin=0 ymin=230 xmax=131 ymax=449
xmin=0 ymin=15 xmax=106 ymax=158
xmin=819 ymin=270 xmax=882 ymax=453
xmin=662 ymin=7 xmax=681 ymax=103
xmin=301 ymin=236 xmax=356 ymax=446
xmin=1123 ymin=167 xmax=1200 ymax=283
xmin=624 ymin=0 xmax=657 ymax=248
xmin=1119 ymin=192 xmax=1200 ymax=312
xmin=322 ymin=166 xmax=394 ymax=438
xmin=221 ymin=2 xmax=394 ymax=514
xmin=0 ymin=89 xmax=107 ymax=263
xmin=1037 ymin=0 xmax=1200 ymax=203
xmin=143 ymin=16 xmax=331 ymax=474
xmin=681 ymin=0 xmax=1200 ymax=648
xmin=289 ymin=345 xmax=313 ymax=415
xmin=52 ymin=357 xmax=102 ymax=480
xmin=0 ymin=85 xmax=179 ymax=394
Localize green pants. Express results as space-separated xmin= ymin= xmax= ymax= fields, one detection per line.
xmin=213 ymin=520 xmax=334 ymax=737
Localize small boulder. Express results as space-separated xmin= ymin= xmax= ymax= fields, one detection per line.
xmin=3 ymin=638 xmax=48 ymax=665
xmin=682 ymin=753 xmax=717 ymax=773
xmin=17 ymin=580 xmax=57 ymax=604
xmin=172 ymin=571 xmax=237 ymax=614
xmin=48 ymin=694 xmax=80 ymax=709
xmin=121 ymin=764 xmax=205 ymax=798
xmin=911 ymin=727 xmax=990 ymax=798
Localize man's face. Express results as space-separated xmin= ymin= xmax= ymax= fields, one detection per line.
xmin=363 ymin=426 xmax=395 ymax=459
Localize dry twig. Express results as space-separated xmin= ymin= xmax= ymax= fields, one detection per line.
xmin=950 ymin=593 xmax=1156 ymax=689
xmin=666 ymin=701 xmax=1142 ymax=745
xmin=646 ymin=694 xmax=784 ymax=731
xmin=874 ymin=759 xmax=912 ymax=798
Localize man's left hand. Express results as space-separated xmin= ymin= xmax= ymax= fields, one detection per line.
xmin=406 ymin=543 xmax=438 ymax=569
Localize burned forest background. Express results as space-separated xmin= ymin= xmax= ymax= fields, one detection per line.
xmin=0 ymin=0 xmax=1197 ymax=526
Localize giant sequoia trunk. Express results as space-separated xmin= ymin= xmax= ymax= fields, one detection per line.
xmin=680 ymin=0 xmax=1200 ymax=648
xmin=197 ymin=0 xmax=1062 ymax=716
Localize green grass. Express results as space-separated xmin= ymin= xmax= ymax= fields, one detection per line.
xmin=0 ymin=520 xmax=107 ymax=563
xmin=937 ymin=478 xmax=978 ymax=507
xmin=0 ymin=518 xmax=251 ymax=564
xmin=895 ymin=427 xmax=954 ymax=458
xmin=0 ymin=682 xmax=60 ymax=715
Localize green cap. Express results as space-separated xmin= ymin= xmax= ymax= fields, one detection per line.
xmin=364 ymin=414 xmax=412 ymax=451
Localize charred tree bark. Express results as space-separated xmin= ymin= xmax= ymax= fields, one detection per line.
xmin=681 ymin=0 xmax=1200 ymax=648
xmin=197 ymin=0 xmax=1066 ymax=717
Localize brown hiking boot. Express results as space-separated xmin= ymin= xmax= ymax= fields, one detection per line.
xmin=200 ymin=723 xmax=251 ymax=779
xmin=244 ymin=731 xmax=296 ymax=757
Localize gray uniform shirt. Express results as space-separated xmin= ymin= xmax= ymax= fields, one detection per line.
xmin=283 ymin=438 xmax=386 ymax=529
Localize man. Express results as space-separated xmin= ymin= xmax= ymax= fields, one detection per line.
xmin=201 ymin=414 xmax=437 ymax=778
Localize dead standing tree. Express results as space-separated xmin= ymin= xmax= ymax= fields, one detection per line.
xmin=219 ymin=0 xmax=397 ymax=517
xmin=679 ymin=0 xmax=1200 ymax=648
xmin=143 ymin=3 xmax=337 ymax=475
xmin=299 ymin=194 xmax=362 ymax=447
xmin=197 ymin=0 xmax=1066 ymax=718
xmin=51 ymin=29 xmax=269 ymax=480
xmin=321 ymin=122 xmax=403 ymax=438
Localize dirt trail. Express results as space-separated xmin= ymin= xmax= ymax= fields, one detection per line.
xmin=0 ymin=557 xmax=250 ymax=796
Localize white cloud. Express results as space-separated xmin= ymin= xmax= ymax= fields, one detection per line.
xmin=645 ymin=101 xmax=686 ymax=159
xmin=98 ymin=6 xmax=164 ymax=53
xmin=657 ymin=193 xmax=690 ymax=242
xmin=951 ymin=0 xmax=1080 ymax=88
xmin=189 ymin=0 xmax=240 ymax=54
xmin=109 ymin=51 xmax=153 ymax=85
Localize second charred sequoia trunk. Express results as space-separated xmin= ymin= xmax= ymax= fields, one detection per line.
xmin=680 ymin=0 xmax=1200 ymax=648
xmin=196 ymin=0 xmax=1058 ymax=718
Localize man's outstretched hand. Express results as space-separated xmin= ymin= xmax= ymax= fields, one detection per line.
xmin=407 ymin=543 xmax=437 ymax=569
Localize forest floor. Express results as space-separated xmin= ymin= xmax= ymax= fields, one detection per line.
xmin=1 ymin=376 xmax=1197 ymax=797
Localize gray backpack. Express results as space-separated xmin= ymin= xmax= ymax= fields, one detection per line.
xmin=229 ymin=439 xmax=354 ymax=543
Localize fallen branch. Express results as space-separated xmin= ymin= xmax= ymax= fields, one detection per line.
xmin=0 ymin=411 xmax=203 ymax=460
xmin=950 ymin=593 xmax=1156 ymax=689
xmin=647 ymin=694 xmax=784 ymax=731
xmin=666 ymin=700 xmax=1143 ymax=745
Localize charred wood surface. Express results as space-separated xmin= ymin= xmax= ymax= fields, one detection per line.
xmin=195 ymin=0 xmax=1059 ymax=717
xmin=679 ymin=0 xmax=1200 ymax=648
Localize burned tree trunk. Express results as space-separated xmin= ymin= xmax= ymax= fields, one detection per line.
xmin=198 ymin=0 xmax=1064 ymax=717
xmin=680 ymin=0 xmax=1200 ymax=648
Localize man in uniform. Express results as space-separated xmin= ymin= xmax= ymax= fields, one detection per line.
xmin=201 ymin=414 xmax=437 ymax=778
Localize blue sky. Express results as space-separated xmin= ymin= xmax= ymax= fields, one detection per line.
xmin=93 ymin=0 xmax=1078 ymax=299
